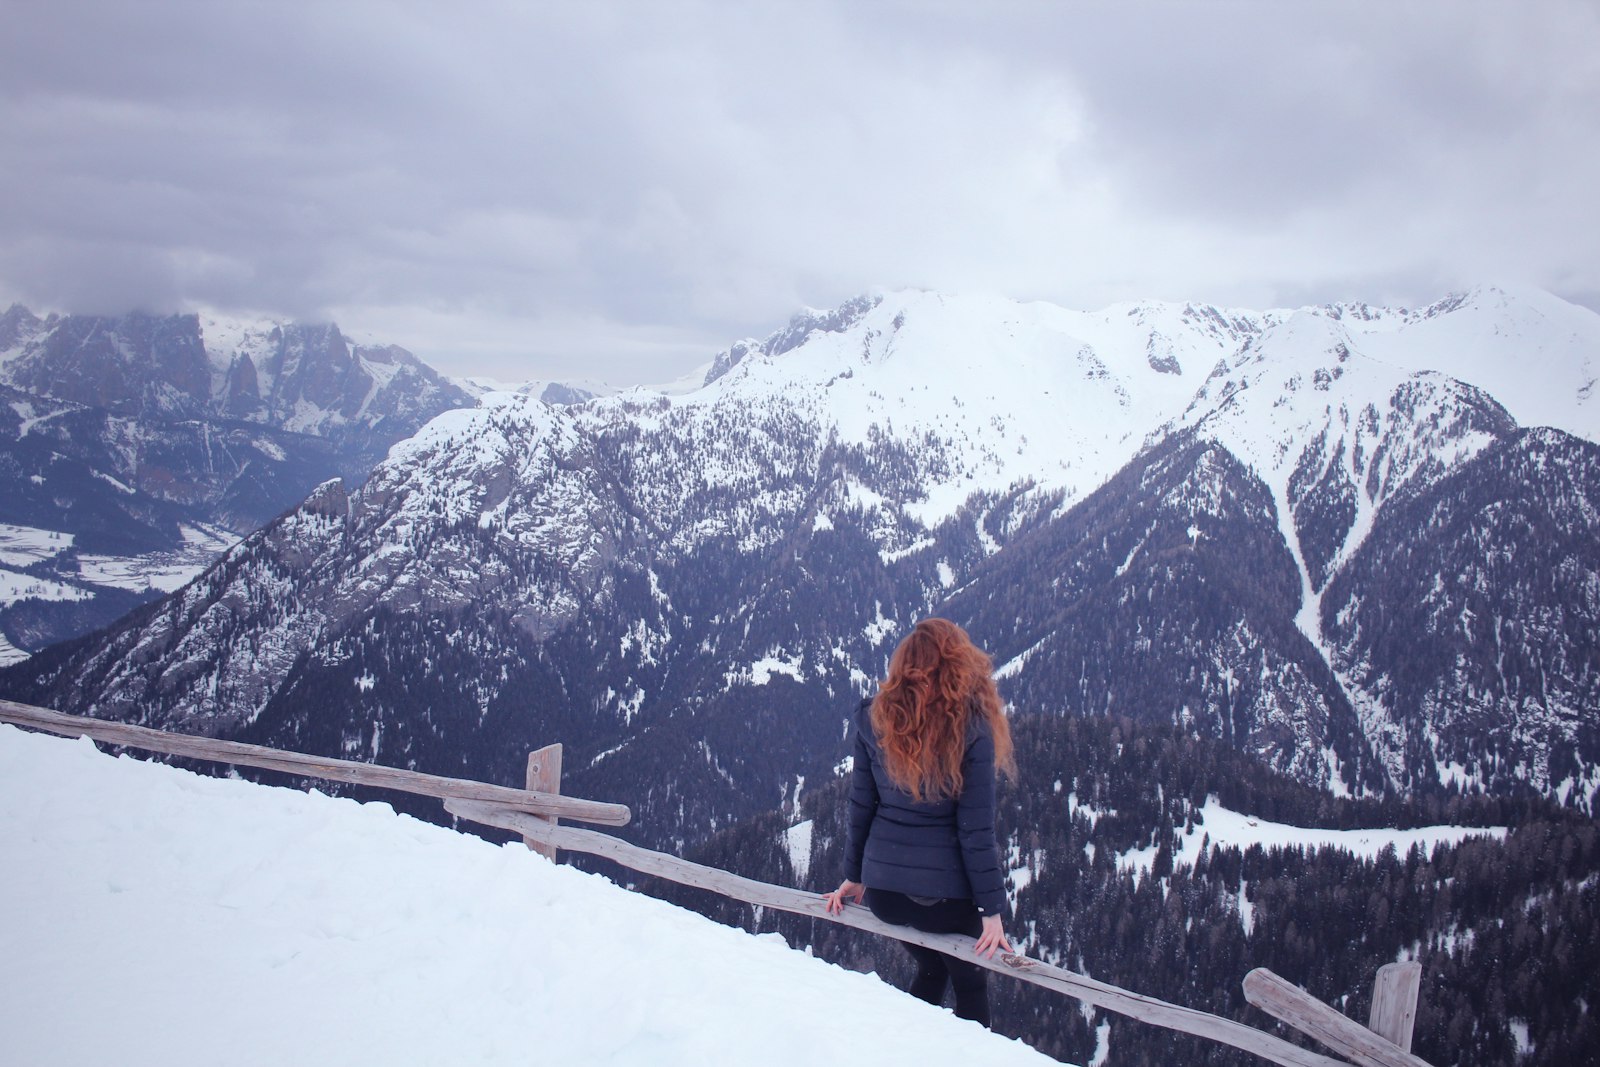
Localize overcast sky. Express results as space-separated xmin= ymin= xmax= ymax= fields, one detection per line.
xmin=3 ymin=1 xmax=1597 ymax=385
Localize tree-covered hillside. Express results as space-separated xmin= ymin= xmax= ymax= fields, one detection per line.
xmin=663 ymin=713 xmax=1598 ymax=1067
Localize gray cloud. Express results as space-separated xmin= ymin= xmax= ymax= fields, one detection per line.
xmin=2 ymin=0 xmax=1596 ymax=383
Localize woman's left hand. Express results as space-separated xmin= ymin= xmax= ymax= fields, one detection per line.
xmin=973 ymin=913 xmax=1012 ymax=958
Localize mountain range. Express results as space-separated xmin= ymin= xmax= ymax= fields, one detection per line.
xmin=0 ymin=306 xmax=476 ymax=660
xmin=3 ymin=285 xmax=1595 ymax=840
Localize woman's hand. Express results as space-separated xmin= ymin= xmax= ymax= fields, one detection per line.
xmin=973 ymin=913 xmax=1012 ymax=958
xmin=823 ymin=880 xmax=866 ymax=915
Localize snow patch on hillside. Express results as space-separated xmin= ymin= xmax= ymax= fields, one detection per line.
xmin=1116 ymin=798 xmax=1505 ymax=875
xmin=0 ymin=631 xmax=28 ymax=666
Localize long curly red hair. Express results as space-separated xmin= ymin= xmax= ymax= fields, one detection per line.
xmin=871 ymin=618 xmax=1015 ymax=802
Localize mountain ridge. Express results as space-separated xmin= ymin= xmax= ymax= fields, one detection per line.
xmin=2 ymin=284 xmax=1595 ymax=824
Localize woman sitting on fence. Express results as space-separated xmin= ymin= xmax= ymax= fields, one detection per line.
xmin=824 ymin=617 xmax=1017 ymax=1028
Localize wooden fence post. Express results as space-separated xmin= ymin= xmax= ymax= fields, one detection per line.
xmin=524 ymin=743 xmax=563 ymax=862
xmin=1243 ymin=967 xmax=1435 ymax=1067
xmin=1369 ymin=961 xmax=1422 ymax=1052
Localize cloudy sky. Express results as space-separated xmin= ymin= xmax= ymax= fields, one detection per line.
xmin=3 ymin=1 xmax=1597 ymax=385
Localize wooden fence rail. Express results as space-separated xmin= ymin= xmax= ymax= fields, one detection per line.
xmin=0 ymin=699 xmax=629 ymax=826
xmin=5 ymin=701 xmax=1433 ymax=1067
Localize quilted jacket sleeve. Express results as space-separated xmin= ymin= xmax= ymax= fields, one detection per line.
xmin=956 ymin=724 xmax=1008 ymax=917
xmin=843 ymin=706 xmax=879 ymax=883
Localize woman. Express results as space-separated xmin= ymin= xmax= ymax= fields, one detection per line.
xmin=823 ymin=617 xmax=1017 ymax=1027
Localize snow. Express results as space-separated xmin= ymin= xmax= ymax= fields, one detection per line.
xmin=1347 ymin=285 xmax=1599 ymax=444
xmin=639 ymin=361 xmax=718 ymax=396
xmin=0 ymin=567 xmax=92 ymax=603
xmin=90 ymin=469 xmax=135 ymax=494
xmin=1510 ymin=1018 xmax=1533 ymax=1057
xmin=1163 ymin=296 xmax=1567 ymax=791
xmin=728 ymin=651 xmax=806 ymax=687
xmin=144 ymin=285 xmax=1594 ymax=736
xmin=784 ymin=819 xmax=814 ymax=885
xmin=15 ymin=402 xmax=72 ymax=438
xmin=1067 ymin=792 xmax=1115 ymax=828
xmin=1116 ymin=798 xmax=1506 ymax=876
xmin=0 ymin=631 xmax=28 ymax=667
xmin=680 ymin=290 xmax=1277 ymax=531
xmin=1236 ymin=885 xmax=1255 ymax=936
xmin=996 ymin=636 xmax=1051 ymax=681
xmin=0 ymin=522 xmax=75 ymax=567
xmin=0 ymin=725 xmax=1055 ymax=1067
xmin=1088 ymin=1019 xmax=1112 ymax=1067
xmin=455 ymin=373 xmax=534 ymax=396
xmin=252 ymin=436 xmax=288 ymax=461
xmin=73 ymin=524 xmax=237 ymax=594
xmin=0 ymin=520 xmax=237 ymax=667
xmin=862 ymin=602 xmax=897 ymax=647
xmin=74 ymin=555 xmax=202 ymax=593
xmin=198 ymin=312 xmax=282 ymax=376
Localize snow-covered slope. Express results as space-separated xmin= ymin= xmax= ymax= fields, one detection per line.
xmin=1155 ymin=292 xmax=1599 ymax=798
xmin=0 ymin=723 xmax=1055 ymax=1067
xmin=1327 ymin=285 xmax=1598 ymax=443
xmin=697 ymin=290 xmax=1282 ymax=522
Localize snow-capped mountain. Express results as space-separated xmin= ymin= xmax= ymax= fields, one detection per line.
xmin=3 ymin=287 xmax=1595 ymax=835
xmin=0 ymin=306 xmax=476 ymax=659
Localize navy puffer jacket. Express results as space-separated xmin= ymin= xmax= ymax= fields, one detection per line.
xmin=843 ymin=697 xmax=1008 ymax=918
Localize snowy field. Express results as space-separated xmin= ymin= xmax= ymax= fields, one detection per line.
xmin=0 ymin=567 xmax=92 ymax=604
xmin=0 ymin=521 xmax=239 ymax=666
xmin=0 ymin=725 xmax=1057 ymax=1067
xmin=74 ymin=521 xmax=237 ymax=593
xmin=0 ymin=522 xmax=76 ymax=567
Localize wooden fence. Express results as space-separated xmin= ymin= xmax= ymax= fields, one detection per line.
xmin=0 ymin=699 xmax=628 ymax=826
xmin=0 ymin=699 xmax=1431 ymax=1067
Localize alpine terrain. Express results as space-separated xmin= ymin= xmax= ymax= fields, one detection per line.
xmin=0 ymin=306 xmax=475 ymax=660
xmin=4 ymin=284 xmax=1597 ymax=1065
xmin=5 ymin=285 xmax=1594 ymax=819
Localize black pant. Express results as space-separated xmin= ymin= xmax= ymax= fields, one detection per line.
xmin=865 ymin=888 xmax=991 ymax=1027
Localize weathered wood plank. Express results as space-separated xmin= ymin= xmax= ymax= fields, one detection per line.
xmin=1244 ymin=968 xmax=1434 ymax=1067
xmin=448 ymin=797 xmax=1352 ymax=1067
xmin=1368 ymin=962 xmax=1421 ymax=1052
xmin=523 ymin=743 xmax=562 ymax=861
xmin=0 ymin=699 xmax=629 ymax=827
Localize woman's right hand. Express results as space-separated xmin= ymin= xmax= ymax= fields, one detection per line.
xmin=823 ymin=880 xmax=865 ymax=915
xmin=973 ymin=913 xmax=1012 ymax=958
